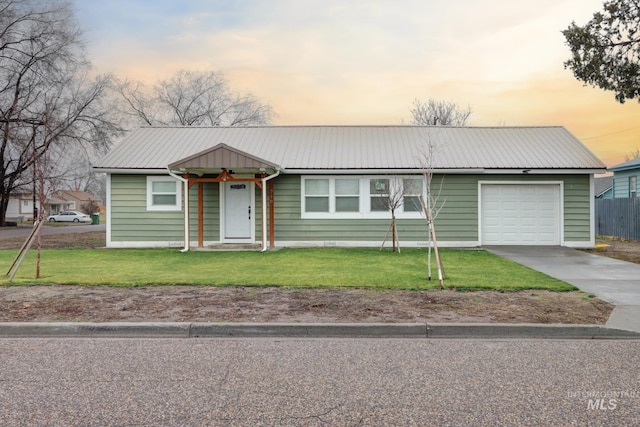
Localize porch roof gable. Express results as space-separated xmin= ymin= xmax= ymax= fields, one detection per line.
xmin=168 ymin=143 xmax=280 ymax=171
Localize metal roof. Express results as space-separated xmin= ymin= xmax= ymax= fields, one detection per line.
xmin=94 ymin=125 xmax=606 ymax=172
xmin=594 ymin=176 xmax=613 ymax=196
xmin=609 ymin=156 xmax=640 ymax=172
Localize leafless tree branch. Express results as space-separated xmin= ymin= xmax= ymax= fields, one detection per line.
xmin=0 ymin=0 xmax=123 ymax=226
xmin=116 ymin=69 xmax=275 ymax=127
xmin=410 ymin=98 xmax=471 ymax=126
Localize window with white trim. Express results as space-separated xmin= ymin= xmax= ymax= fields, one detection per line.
xmin=403 ymin=178 xmax=423 ymax=212
xmin=147 ymin=176 xmax=182 ymax=211
xmin=304 ymin=178 xmax=360 ymax=214
xmin=301 ymin=176 xmax=424 ymax=219
xmin=370 ymin=178 xmax=390 ymax=212
xmin=335 ymin=178 xmax=360 ymax=212
xmin=304 ymin=179 xmax=330 ymax=212
xmin=631 ymin=176 xmax=637 ymax=198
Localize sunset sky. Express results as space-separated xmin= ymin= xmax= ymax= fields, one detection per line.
xmin=72 ymin=0 xmax=640 ymax=167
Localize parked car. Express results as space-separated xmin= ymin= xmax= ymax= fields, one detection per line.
xmin=46 ymin=211 xmax=91 ymax=223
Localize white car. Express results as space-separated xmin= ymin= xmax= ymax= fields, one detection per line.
xmin=47 ymin=211 xmax=91 ymax=223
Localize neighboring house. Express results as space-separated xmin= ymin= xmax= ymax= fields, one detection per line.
xmin=93 ymin=125 xmax=606 ymax=250
xmin=48 ymin=190 xmax=103 ymax=215
xmin=6 ymin=193 xmax=41 ymax=221
xmin=594 ymin=176 xmax=613 ymax=199
xmin=608 ymin=157 xmax=640 ymax=198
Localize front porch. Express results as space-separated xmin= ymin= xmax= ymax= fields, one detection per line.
xmin=168 ymin=143 xmax=281 ymax=251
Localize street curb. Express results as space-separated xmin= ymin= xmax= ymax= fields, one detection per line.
xmin=0 ymin=322 xmax=190 ymax=338
xmin=0 ymin=322 xmax=639 ymax=339
xmin=190 ymin=322 xmax=427 ymax=338
xmin=426 ymin=323 xmax=640 ymax=339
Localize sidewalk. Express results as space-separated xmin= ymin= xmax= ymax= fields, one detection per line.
xmin=486 ymin=246 xmax=640 ymax=333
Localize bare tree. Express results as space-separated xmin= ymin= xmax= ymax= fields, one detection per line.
xmin=418 ymin=134 xmax=447 ymax=286
xmin=409 ymin=98 xmax=471 ymax=126
xmin=6 ymin=137 xmax=55 ymax=281
xmin=33 ymin=147 xmax=55 ymax=278
xmin=375 ymin=176 xmax=425 ymax=253
xmin=0 ymin=0 xmax=122 ymax=226
xmin=117 ymin=69 xmax=275 ymax=127
xmin=376 ymin=178 xmax=404 ymax=253
xmin=624 ymin=148 xmax=640 ymax=162
xmin=51 ymin=147 xmax=107 ymax=198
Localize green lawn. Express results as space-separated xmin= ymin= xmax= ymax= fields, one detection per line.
xmin=0 ymin=248 xmax=575 ymax=291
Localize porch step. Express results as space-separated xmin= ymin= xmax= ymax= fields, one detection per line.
xmin=199 ymin=243 xmax=262 ymax=251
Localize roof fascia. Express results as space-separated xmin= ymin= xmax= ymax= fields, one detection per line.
xmin=92 ymin=168 xmax=169 ymax=175
xmin=283 ymin=168 xmax=486 ymax=175
xmin=283 ymin=168 xmax=605 ymax=175
xmin=609 ymin=165 xmax=640 ymax=172
xmin=483 ymin=168 xmax=606 ymax=175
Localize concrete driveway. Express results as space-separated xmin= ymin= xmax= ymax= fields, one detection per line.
xmin=486 ymin=246 xmax=640 ymax=332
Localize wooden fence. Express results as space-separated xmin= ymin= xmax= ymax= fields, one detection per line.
xmin=595 ymin=198 xmax=640 ymax=241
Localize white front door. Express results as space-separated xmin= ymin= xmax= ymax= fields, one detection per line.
xmin=224 ymin=182 xmax=253 ymax=241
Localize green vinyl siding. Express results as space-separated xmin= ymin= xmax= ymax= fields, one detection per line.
xmin=187 ymin=182 xmax=220 ymax=242
xmin=253 ymin=184 xmax=264 ymax=241
xmin=271 ymin=173 xmax=592 ymax=244
xmin=110 ymin=172 xmax=593 ymax=246
xmin=561 ymin=175 xmax=591 ymax=241
xmin=110 ymin=174 xmax=184 ymax=242
xmin=272 ymin=174 xmax=478 ymax=243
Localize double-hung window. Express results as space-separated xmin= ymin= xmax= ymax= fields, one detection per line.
xmin=147 ymin=176 xmax=182 ymax=211
xmin=304 ymin=179 xmax=330 ymax=212
xmin=403 ymin=178 xmax=423 ymax=212
xmin=631 ymin=176 xmax=637 ymax=198
xmin=369 ymin=178 xmax=390 ymax=212
xmin=335 ymin=179 xmax=360 ymax=212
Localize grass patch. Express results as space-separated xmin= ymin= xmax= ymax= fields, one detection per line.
xmin=0 ymin=247 xmax=575 ymax=291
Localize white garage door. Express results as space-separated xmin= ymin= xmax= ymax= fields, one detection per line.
xmin=481 ymin=184 xmax=560 ymax=245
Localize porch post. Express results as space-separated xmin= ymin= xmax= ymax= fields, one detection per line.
xmin=260 ymin=169 xmax=280 ymax=251
xmin=198 ymin=182 xmax=204 ymax=248
xmin=182 ymin=173 xmax=190 ymax=251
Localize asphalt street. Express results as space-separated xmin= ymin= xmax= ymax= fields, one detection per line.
xmin=0 ymin=338 xmax=638 ymax=426
xmin=0 ymin=224 xmax=105 ymax=240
